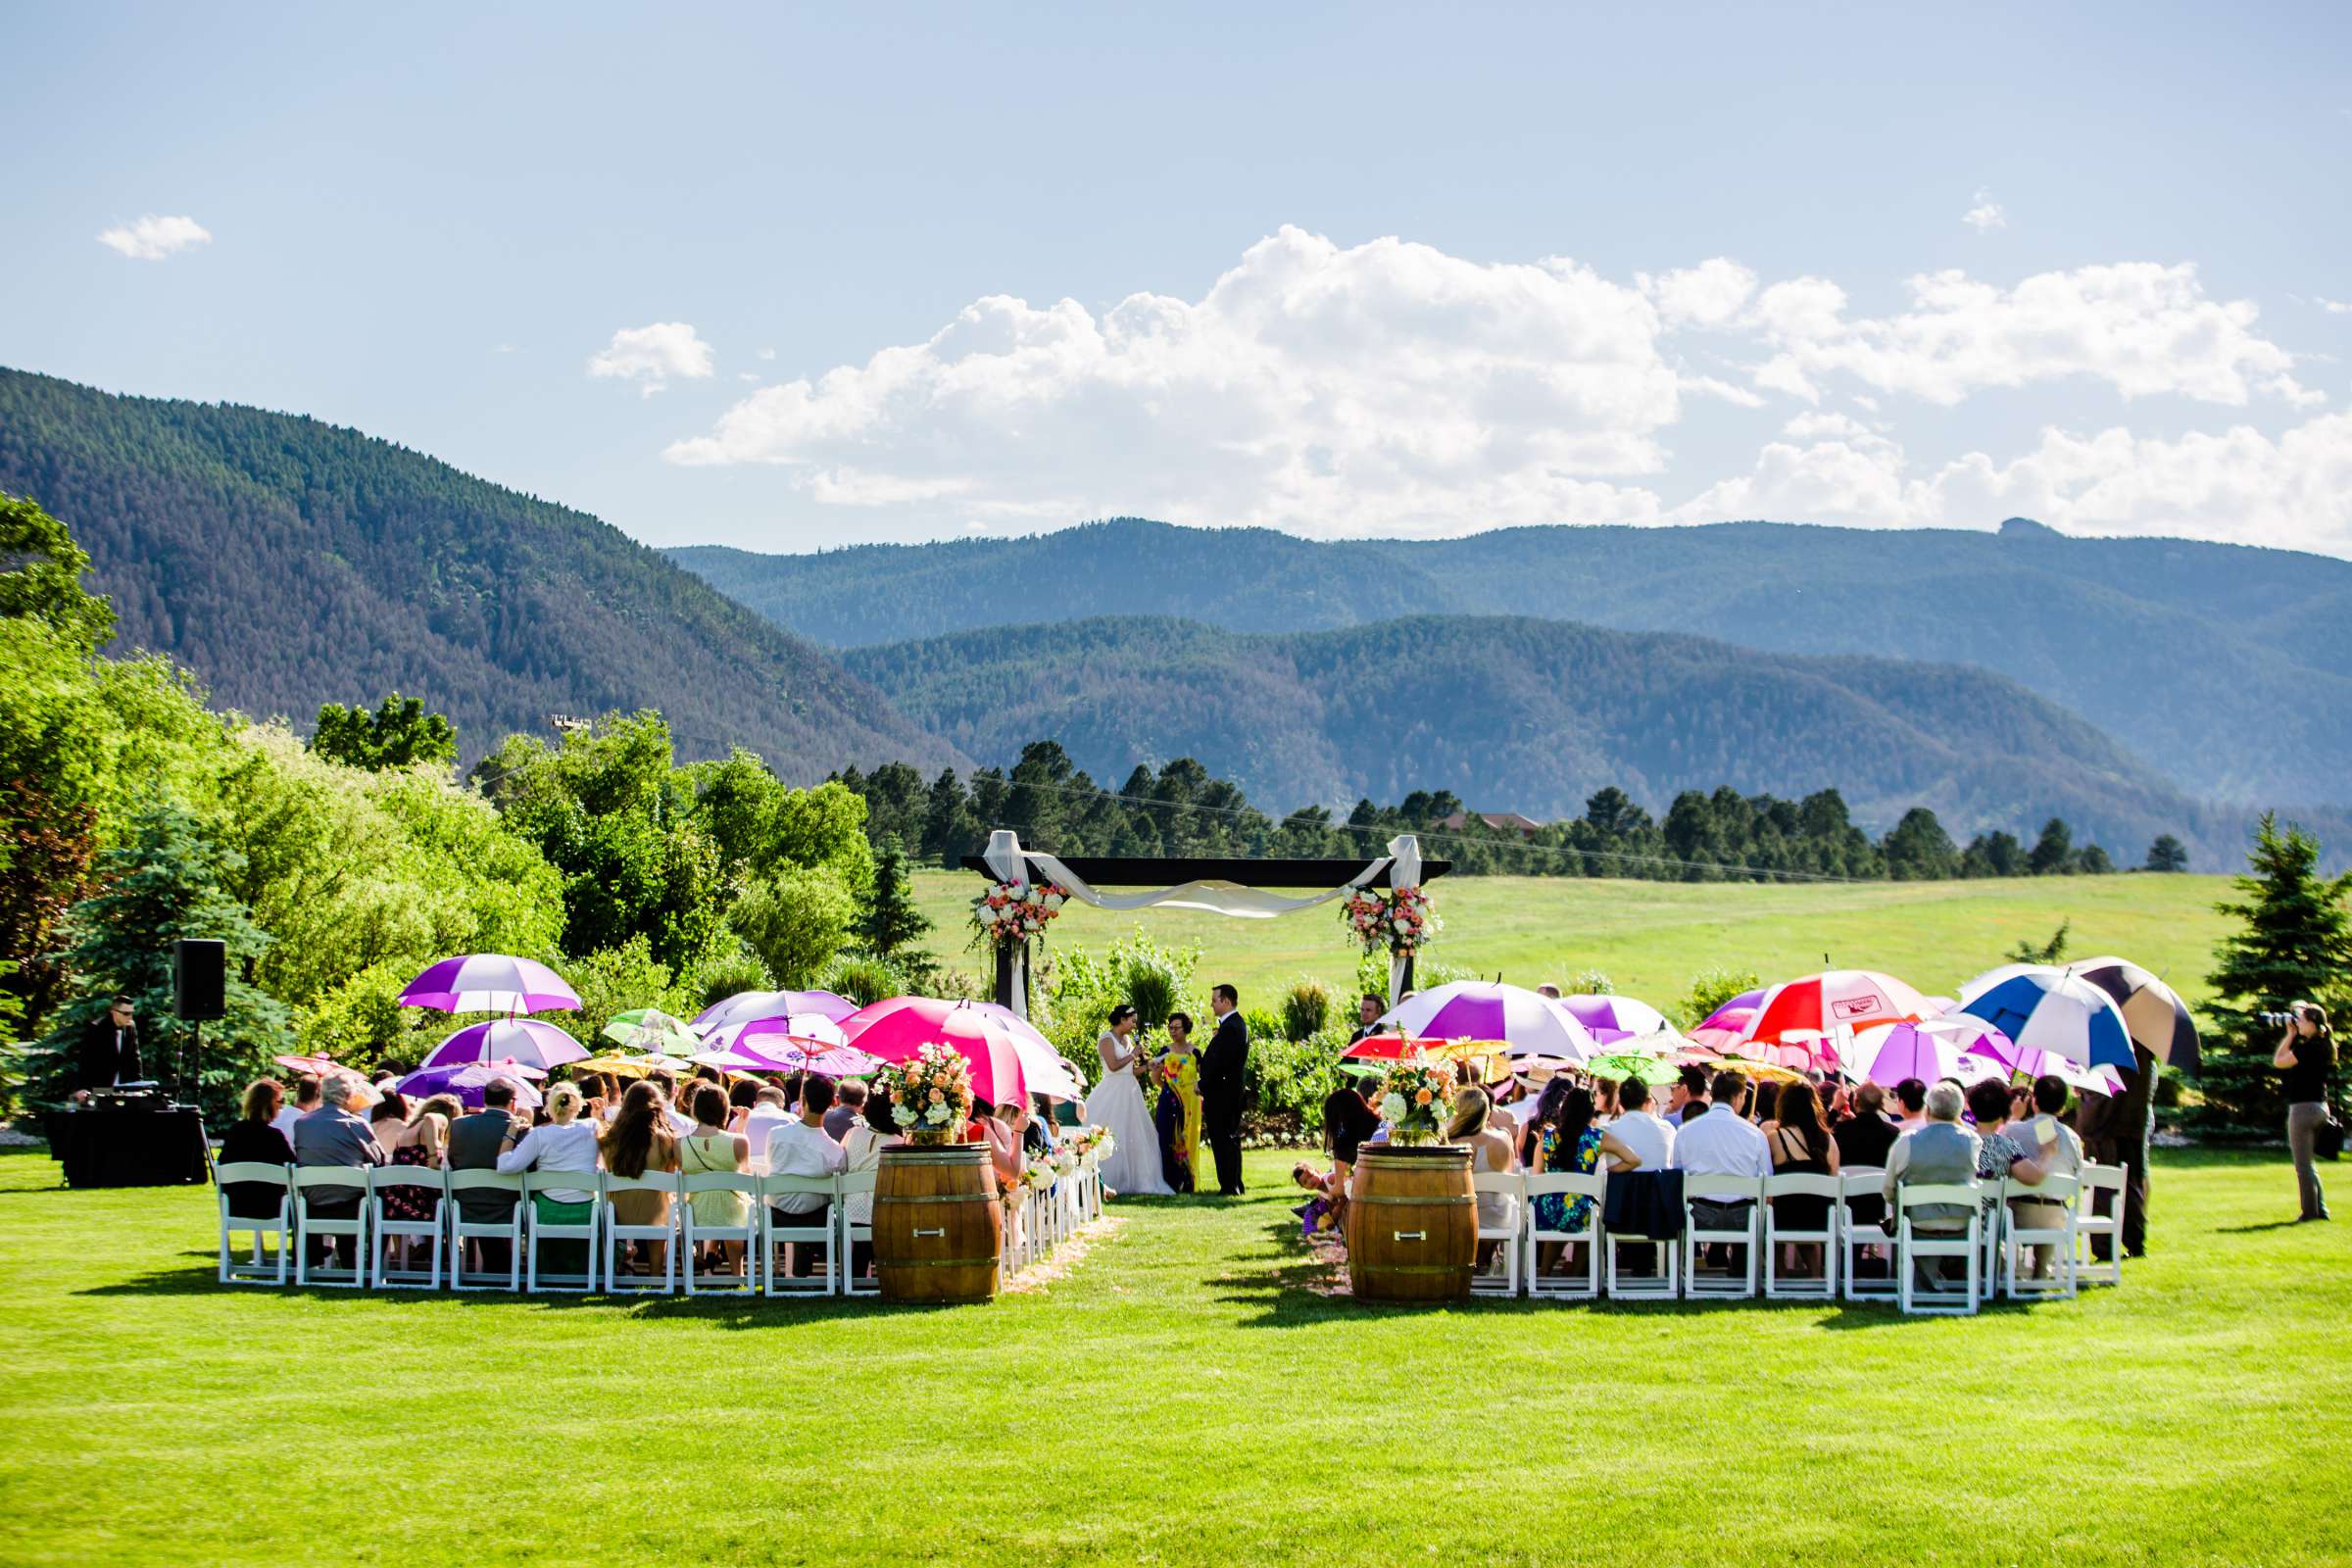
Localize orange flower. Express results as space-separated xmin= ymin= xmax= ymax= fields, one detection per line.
xmin=1414 ymin=1088 xmax=1433 ymax=1105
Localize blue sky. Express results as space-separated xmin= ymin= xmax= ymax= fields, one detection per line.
xmin=5 ymin=1 xmax=2349 ymax=553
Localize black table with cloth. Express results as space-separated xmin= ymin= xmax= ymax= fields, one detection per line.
xmin=45 ymin=1106 xmax=212 ymax=1188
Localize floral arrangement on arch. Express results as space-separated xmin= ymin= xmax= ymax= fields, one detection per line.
xmin=1376 ymin=1055 xmax=1459 ymax=1147
xmin=1341 ymin=883 xmax=1440 ymax=956
xmin=971 ymin=878 xmax=1071 ymax=949
xmin=872 ymin=1042 xmax=973 ymax=1147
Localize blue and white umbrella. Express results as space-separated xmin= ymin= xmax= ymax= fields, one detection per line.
xmin=1952 ymin=965 xmax=2135 ymax=1071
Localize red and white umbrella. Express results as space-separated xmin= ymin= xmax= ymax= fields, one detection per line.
xmin=1736 ymin=970 xmax=1930 ymax=1070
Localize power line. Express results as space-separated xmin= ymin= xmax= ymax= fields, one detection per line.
xmin=892 ymin=769 xmax=1886 ymax=886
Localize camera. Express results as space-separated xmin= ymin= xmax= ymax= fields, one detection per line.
xmin=2260 ymin=1007 xmax=2302 ymax=1028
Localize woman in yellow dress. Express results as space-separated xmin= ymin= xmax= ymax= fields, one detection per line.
xmin=1152 ymin=1012 xmax=1205 ymax=1194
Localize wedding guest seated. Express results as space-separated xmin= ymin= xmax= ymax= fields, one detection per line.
xmin=1665 ymin=1064 xmax=1711 ymax=1127
xmin=1532 ymin=1086 xmax=1641 ymax=1275
xmin=1024 ymin=1093 xmax=1057 ymax=1154
xmin=449 ymin=1078 xmax=526 ymax=1273
xmin=824 ymin=1080 xmax=865 ymax=1142
xmin=497 ymin=1081 xmax=602 ymax=1274
xmin=1892 ymin=1077 xmax=1929 ymax=1131
xmin=1761 ymin=1080 xmax=1840 ymax=1278
xmin=293 ymin=1069 xmax=386 ymax=1266
xmin=1883 ymin=1080 xmax=1980 ymax=1288
xmin=1834 ymin=1081 xmax=1899 ymax=1252
xmin=1291 ymin=1163 xmax=1342 ymax=1241
xmin=765 ymin=1075 xmax=847 ymax=1278
xmin=601 ymin=1081 xmax=679 ymax=1275
xmin=271 ymin=1073 xmax=319 ymax=1142
xmin=379 ymin=1093 xmax=456 ymax=1262
xmin=1968 ymin=1078 xmax=2048 ymax=1216
xmin=1448 ymin=1088 xmax=1519 ymax=1273
xmin=1750 ymin=1080 xmax=1780 ymax=1125
xmin=679 ymin=1084 xmax=752 ymax=1274
xmin=1323 ymin=1077 xmax=1381 ymax=1192
xmin=725 ymin=1077 xmax=760 ymax=1131
xmin=1671 ymin=1069 xmax=1771 ymax=1268
xmin=368 ymin=1090 xmax=410 ymax=1154
xmin=2010 ymin=1074 xmax=2086 ymax=1278
xmin=220 ymin=1078 xmax=296 ymax=1219
xmin=841 ymin=1091 xmax=898 ymax=1279
xmin=1605 ymin=1076 xmax=1675 ymax=1173
xmin=742 ymin=1085 xmax=793 ymax=1166
xmin=1592 ymin=1076 xmax=1620 ymax=1121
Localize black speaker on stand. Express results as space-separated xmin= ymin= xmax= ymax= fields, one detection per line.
xmin=173 ymin=939 xmax=226 ymax=1108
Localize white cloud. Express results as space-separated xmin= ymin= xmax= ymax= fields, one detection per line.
xmin=2321 ymin=298 xmax=2352 ymax=316
xmin=1962 ymin=189 xmax=2007 ymax=233
xmin=1748 ymin=263 xmax=2314 ymax=408
xmin=96 ymin=214 xmax=211 ymax=261
xmin=1640 ymin=258 xmax=1757 ymax=327
xmin=588 ymin=321 xmax=714 ymax=397
xmin=667 ymin=226 xmax=1685 ymax=536
xmin=737 ymin=371 xmax=760 ymax=383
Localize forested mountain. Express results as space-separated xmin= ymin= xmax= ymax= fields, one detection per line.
xmin=675 ymin=516 xmax=2352 ymax=805
xmin=0 ymin=368 xmax=958 ymax=777
xmin=840 ymin=613 xmax=2255 ymax=860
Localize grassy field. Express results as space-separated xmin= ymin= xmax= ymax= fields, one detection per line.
xmin=0 ymin=1145 xmax=2345 ymax=1566
xmin=910 ymin=869 xmax=2235 ymax=1015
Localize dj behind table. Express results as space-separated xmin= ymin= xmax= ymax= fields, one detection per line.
xmin=47 ymin=1086 xmax=212 ymax=1188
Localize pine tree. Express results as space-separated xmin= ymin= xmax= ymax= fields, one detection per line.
xmin=2028 ymin=817 xmax=2076 ymax=874
xmin=36 ymin=804 xmax=289 ymax=1116
xmin=861 ymin=837 xmax=932 ymax=960
xmin=2203 ymin=812 xmax=2352 ymax=1130
xmin=2145 ymin=834 xmax=2190 ymax=872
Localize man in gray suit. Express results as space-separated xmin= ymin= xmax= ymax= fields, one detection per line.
xmin=447 ymin=1076 xmax=528 ymax=1274
xmin=292 ymin=1069 xmax=386 ymax=1266
xmin=1884 ymin=1080 xmax=1980 ymax=1288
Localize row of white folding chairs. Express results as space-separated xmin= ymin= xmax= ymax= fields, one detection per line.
xmin=1002 ymin=1162 xmax=1102 ymax=1280
xmin=216 ymin=1162 xmax=884 ymax=1297
xmin=1469 ymin=1163 xmax=2121 ymax=1312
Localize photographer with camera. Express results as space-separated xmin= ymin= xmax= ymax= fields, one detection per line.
xmin=2271 ymin=1002 xmax=2337 ymax=1222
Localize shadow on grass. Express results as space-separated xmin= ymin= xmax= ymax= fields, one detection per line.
xmin=2214 ymin=1218 xmax=2318 ymax=1234
xmin=1207 ymin=1215 xmax=2092 ymax=1330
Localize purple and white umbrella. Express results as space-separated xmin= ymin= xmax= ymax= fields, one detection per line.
xmin=1965 ymin=1032 xmax=2128 ymax=1098
xmin=399 ymin=954 xmax=579 ymax=1015
xmin=704 ymin=1041 xmax=886 ymax=1078
xmin=1556 ymin=993 xmax=1670 ymax=1044
xmin=1374 ymin=982 xmax=1599 ymax=1062
xmin=420 ymin=1018 xmax=590 ymax=1072
xmin=397 ymin=1058 xmax=547 ymax=1109
xmin=1697 ymin=989 xmax=1767 ymax=1033
xmin=1848 ymin=1018 xmax=2011 ymax=1089
xmin=706 ymin=1013 xmax=852 ymax=1053
xmin=691 ymin=989 xmax=860 ymax=1035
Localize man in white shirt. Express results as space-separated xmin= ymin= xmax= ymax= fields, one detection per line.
xmin=764 ymin=1077 xmax=848 ymax=1279
xmin=742 ymin=1087 xmax=793 ymax=1171
xmin=1605 ymin=1076 xmax=1676 ymax=1172
xmin=1671 ymin=1069 xmax=1772 ymax=1258
xmin=271 ymin=1073 xmax=321 ymax=1142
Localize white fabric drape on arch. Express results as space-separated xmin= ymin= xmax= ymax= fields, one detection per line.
xmin=977 ymin=830 xmax=1427 ymax=1008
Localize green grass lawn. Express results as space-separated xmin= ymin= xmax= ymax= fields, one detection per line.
xmin=910 ymin=869 xmax=2234 ymax=1015
xmin=1 ymin=1144 xmax=2344 ymax=1567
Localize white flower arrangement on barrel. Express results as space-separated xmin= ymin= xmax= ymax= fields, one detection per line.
xmin=873 ymin=1042 xmax=974 ymax=1147
xmin=971 ymin=878 xmax=1071 ymax=948
xmin=1341 ymin=883 xmax=1440 ymax=956
xmin=1376 ymin=1056 xmax=1460 ymax=1147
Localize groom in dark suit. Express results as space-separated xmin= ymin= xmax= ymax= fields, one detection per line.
xmin=1200 ymin=983 xmax=1250 ymax=1197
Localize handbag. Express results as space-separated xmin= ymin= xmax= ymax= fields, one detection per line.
xmin=2317 ymin=1107 xmax=2344 ymax=1161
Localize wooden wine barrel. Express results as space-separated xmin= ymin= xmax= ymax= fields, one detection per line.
xmin=874 ymin=1143 xmax=1003 ymax=1304
xmin=1347 ymin=1145 xmax=1477 ymax=1302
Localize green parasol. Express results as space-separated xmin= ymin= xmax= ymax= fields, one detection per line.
xmin=602 ymin=1007 xmax=701 ymax=1055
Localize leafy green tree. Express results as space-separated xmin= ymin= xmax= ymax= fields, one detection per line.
xmin=1962 ymin=830 xmax=2027 ymax=877
xmin=918 ymin=767 xmax=973 ymax=865
xmin=2145 ymin=834 xmax=2190 ymax=872
xmin=2028 ymin=817 xmax=2076 ymax=875
xmin=861 ymin=837 xmax=931 ymax=960
xmin=2204 ymin=813 xmax=2352 ymax=1128
xmin=1881 ymin=807 xmax=1959 ymax=880
xmin=36 ymin=804 xmax=288 ymax=1115
xmin=309 ymin=693 xmax=457 ymax=770
xmin=2075 ymin=842 xmax=2115 ymax=874
xmin=730 ymin=865 xmax=859 ymax=987
xmin=0 ymin=492 xmax=115 ymax=652
xmin=2005 ymin=919 xmax=2072 ymax=964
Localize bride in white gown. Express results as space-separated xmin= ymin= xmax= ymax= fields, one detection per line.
xmin=1084 ymin=1004 xmax=1170 ymax=1196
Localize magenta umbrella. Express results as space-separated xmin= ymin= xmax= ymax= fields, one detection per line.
xmin=691 ymin=988 xmax=860 ymax=1035
xmin=397 ymin=1058 xmax=547 ymax=1108
xmin=839 ymin=996 xmax=1028 ymax=1106
xmin=421 ymin=1018 xmax=590 ymax=1072
xmin=961 ymin=1003 xmax=1088 ymax=1100
xmin=1697 ymin=990 xmax=1767 ymax=1033
xmin=399 ymin=954 xmax=579 ymax=1014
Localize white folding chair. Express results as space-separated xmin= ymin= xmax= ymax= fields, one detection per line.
xmin=601 ymin=1172 xmax=680 ymax=1296
xmin=292 ymin=1166 xmax=371 ymax=1288
xmin=523 ymin=1168 xmax=602 ymax=1294
xmin=1763 ymin=1172 xmax=1841 ymax=1300
xmin=215 ymin=1162 xmax=293 ymax=1285
xmin=2075 ymin=1163 xmax=2126 ymax=1286
xmin=448 ymin=1169 xmax=525 ymax=1291
xmin=681 ymin=1171 xmax=760 ymax=1296
xmin=1682 ymin=1175 xmax=1763 ymax=1299
xmin=1601 ymin=1173 xmax=1681 ymax=1301
xmin=759 ymin=1173 xmax=839 ymax=1297
xmin=1523 ymin=1172 xmax=1604 ymax=1300
xmin=1471 ymin=1170 xmax=1523 ymax=1298
xmin=1838 ymin=1169 xmax=1896 ymax=1301
xmin=1895 ymin=1181 xmax=1983 ymax=1316
xmin=368 ymin=1166 xmax=448 ymax=1290
xmin=837 ymin=1168 xmax=879 ymax=1298
xmin=2002 ymin=1173 xmax=2081 ymax=1300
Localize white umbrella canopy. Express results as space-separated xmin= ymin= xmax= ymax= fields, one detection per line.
xmin=1952 ymin=964 xmax=2135 ymax=1071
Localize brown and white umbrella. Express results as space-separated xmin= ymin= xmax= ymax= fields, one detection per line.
xmin=2075 ymin=956 xmax=2200 ymax=1075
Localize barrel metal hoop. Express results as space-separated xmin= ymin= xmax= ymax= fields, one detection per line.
xmin=1352 ymin=1195 xmax=1473 ymax=1206
xmin=878 ymin=1257 xmax=1001 ymax=1269
xmin=874 ymin=1193 xmax=998 ymax=1204
xmin=1356 ymin=1264 xmax=1479 ymax=1276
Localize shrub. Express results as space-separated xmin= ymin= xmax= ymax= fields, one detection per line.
xmin=1281 ymin=976 xmax=1332 ymax=1041
xmin=1126 ymin=949 xmax=1187 ymax=1029
xmin=1681 ymin=965 xmax=1762 ymax=1028
xmin=684 ymin=942 xmax=771 ymax=1011
xmin=1242 ymin=1022 xmax=1348 ymax=1144
xmin=1566 ymin=968 xmax=1615 ymax=996
xmin=818 ymin=954 xmax=906 ymax=1007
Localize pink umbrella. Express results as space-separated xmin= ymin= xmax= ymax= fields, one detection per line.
xmin=272 ymin=1052 xmax=340 ymax=1074
xmin=421 ymin=1018 xmax=590 ymax=1071
xmin=1967 ymin=1034 xmax=2127 ymax=1097
xmin=839 ymin=996 xmax=1029 ymax=1107
xmin=691 ymin=989 xmax=860 ymax=1034
xmin=399 ymin=954 xmax=579 ymax=1014
xmin=963 ymin=1003 xmax=1088 ymax=1100
xmin=728 ymin=1040 xmax=886 ymax=1078
xmin=1849 ymin=1019 xmax=2011 ymax=1089
xmin=1697 ymin=990 xmax=1767 ymax=1033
